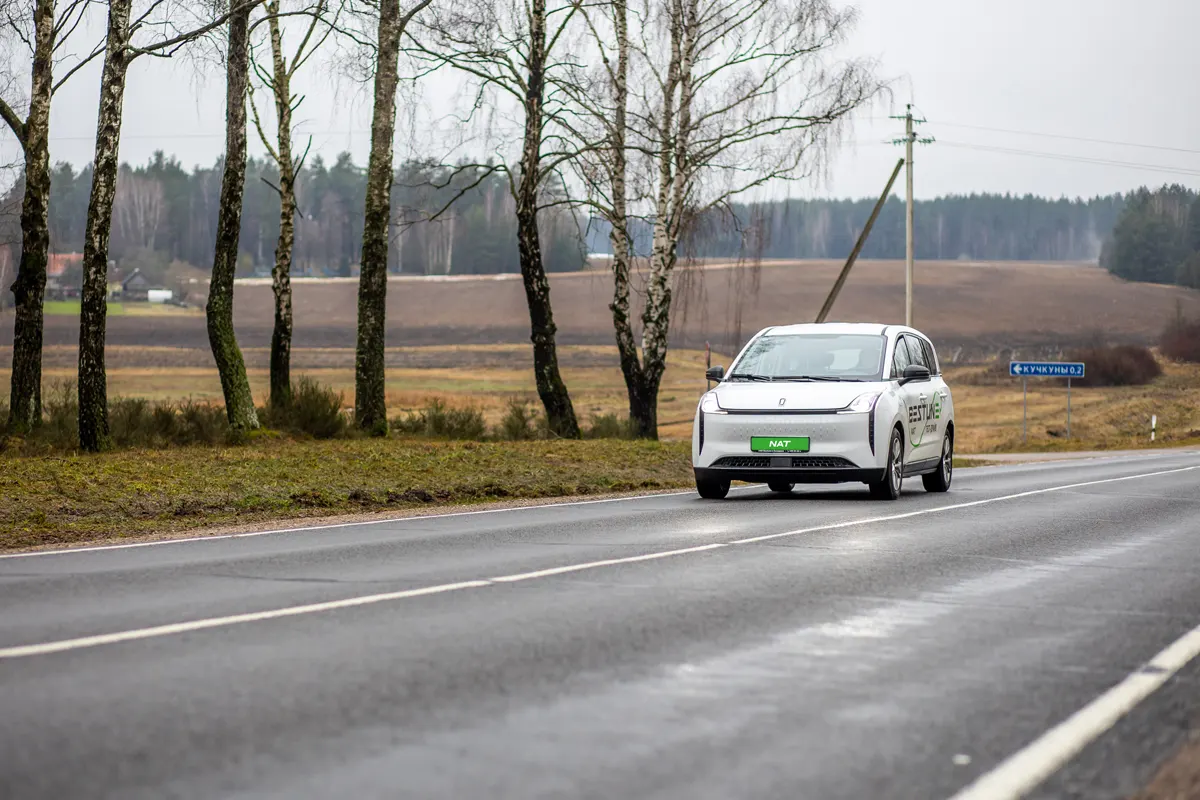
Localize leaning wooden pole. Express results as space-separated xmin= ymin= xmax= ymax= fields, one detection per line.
xmin=814 ymin=157 xmax=904 ymax=324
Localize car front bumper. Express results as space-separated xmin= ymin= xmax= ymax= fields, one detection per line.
xmin=693 ymin=410 xmax=885 ymax=484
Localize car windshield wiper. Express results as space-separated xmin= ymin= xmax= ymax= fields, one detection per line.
xmin=727 ymin=373 xmax=775 ymax=382
xmin=774 ymin=375 xmax=867 ymax=382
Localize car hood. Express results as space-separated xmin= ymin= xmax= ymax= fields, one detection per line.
xmin=714 ymin=381 xmax=882 ymax=411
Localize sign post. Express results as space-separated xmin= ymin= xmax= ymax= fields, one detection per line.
xmin=1010 ymin=361 xmax=1086 ymax=442
xmin=1022 ymin=376 xmax=1027 ymax=443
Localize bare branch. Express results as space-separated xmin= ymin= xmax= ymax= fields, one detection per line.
xmin=0 ymin=95 xmax=25 ymax=143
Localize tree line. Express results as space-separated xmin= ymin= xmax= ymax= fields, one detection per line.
xmin=0 ymin=0 xmax=876 ymax=447
xmin=0 ymin=153 xmax=586 ymax=283
xmin=2 ymin=154 xmax=1123 ymax=284
xmin=1100 ymin=185 xmax=1200 ymax=290
xmin=1 ymin=158 xmax=1131 ymax=287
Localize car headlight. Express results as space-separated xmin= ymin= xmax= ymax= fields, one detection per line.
xmin=842 ymin=392 xmax=881 ymax=413
xmin=700 ymin=392 xmax=725 ymax=414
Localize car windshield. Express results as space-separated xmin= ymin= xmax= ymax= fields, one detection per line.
xmin=730 ymin=333 xmax=885 ymax=381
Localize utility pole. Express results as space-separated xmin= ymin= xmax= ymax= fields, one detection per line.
xmin=890 ymin=104 xmax=934 ymax=327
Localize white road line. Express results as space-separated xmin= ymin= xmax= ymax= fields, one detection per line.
xmin=0 ymin=464 xmax=1196 ymax=661
xmin=490 ymin=543 xmax=729 ymax=582
xmin=949 ymin=623 xmax=1200 ymax=800
xmin=0 ymin=581 xmax=492 ymax=659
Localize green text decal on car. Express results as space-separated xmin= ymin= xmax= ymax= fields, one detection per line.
xmin=751 ymin=437 xmax=811 ymax=452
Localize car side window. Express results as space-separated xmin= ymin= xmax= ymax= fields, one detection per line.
xmin=891 ymin=336 xmax=911 ymax=378
xmin=919 ymin=338 xmax=939 ymax=375
xmin=906 ymin=336 xmax=930 ymax=370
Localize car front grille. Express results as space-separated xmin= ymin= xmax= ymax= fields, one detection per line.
xmin=711 ymin=456 xmax=856 ymax=469
xmin=791 ymin=456 xmax=855 ymax=469
xmin=713 ymin=456 xmax=772 ymax=468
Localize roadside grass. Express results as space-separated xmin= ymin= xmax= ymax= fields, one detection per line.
xmin=0 ymin=438 xmax=694 ymax=551
xmin=952 ymin=458 xmax=992 ymax=469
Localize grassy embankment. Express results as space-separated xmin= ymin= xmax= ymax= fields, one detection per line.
xmin=2 ymin=438 xmax=694 ymax=551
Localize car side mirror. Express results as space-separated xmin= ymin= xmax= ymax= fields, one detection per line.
xmin=705 ymin=365 xmax=725 ymax=382
xmin=899 ymin=364 xmax=931 ymax=385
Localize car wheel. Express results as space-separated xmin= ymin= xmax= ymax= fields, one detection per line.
xmin=922 ymin=432 xmax=953 ymax=493
xmin=696 ymin=476 xmax=730 ymax=500
xmin=767 ymin=481 xmax=795 ymax=493
xmin=869 ymin=428 xmax=903 ymax=500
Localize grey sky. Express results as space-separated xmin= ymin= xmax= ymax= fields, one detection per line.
xmin=5 ymin=0 xmax=1200 ymax=200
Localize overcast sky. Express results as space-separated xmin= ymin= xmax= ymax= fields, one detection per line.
xmin=4 ymin=0 xmax=1200 ymax=200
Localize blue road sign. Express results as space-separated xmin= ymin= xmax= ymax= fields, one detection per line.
xmin=1009 ymin=361 xmax=1085 ymax=378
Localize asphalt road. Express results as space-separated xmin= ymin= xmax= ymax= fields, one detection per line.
xmin=2 ymin=451 xmax=1200 ymax=799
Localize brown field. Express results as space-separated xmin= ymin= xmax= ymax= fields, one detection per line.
xmin=5 ymin=260 xmax=1199 ymax=355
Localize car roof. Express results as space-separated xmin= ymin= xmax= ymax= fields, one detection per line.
xmin=758 ymin=322 xmax=906 ymax=337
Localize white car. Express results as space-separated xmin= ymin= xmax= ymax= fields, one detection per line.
xmin=692 ymin=323 xmax=955 ymax=500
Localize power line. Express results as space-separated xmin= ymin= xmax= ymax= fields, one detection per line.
xmin=938 ymin=141 xmax=1200 ymax=178
xmin=931 ymin=120 xmax=1200 ymax=157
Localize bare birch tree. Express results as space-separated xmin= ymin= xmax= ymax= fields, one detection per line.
xmin=414 ymin=0 xmax=582 ymax=437
xmin=0 ymin=0 xmax=100 ymax=433
xmin=207 ymin=0 xmax=265 ymax=433
xmin=350 ymin=0 xmax=432 ymax=435
xmin=248 ymin=0 xmax=337 ymax=408
xmin=566 ymin=0 xmax=881 ymax=437
xmin=77 ymin=0 xmax=260 ymax=451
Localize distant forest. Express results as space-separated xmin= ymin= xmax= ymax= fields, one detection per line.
xmin=7 ymin=151 xmax=1198 ymax=292
xmin=1100 ymin=185 xmax=1200 ymax=290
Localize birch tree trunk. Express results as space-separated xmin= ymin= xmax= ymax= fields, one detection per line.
xmin=637 ymin=0 xmax=693 ymax=438
xmin=355 ymin=0 xmax=403 ymax=435
xmin=265 ymin=0 xmax=295 ymax=408
xmin=78 ymin=0 xmax=135 ymax=451
xmin=604 ymin=0 xmax=655 ymax=437
xmin=515 ymin=0 xmax=578 ymax=438
xmin=3 ymin=0 xmax=54 ymax=434
xmin=207 ymin=2 xmax=260 ymax=431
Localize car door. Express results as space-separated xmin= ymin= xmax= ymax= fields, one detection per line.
xmin=919 ymin=336 xmax=952 ymax=452
xmin=890 ymin=335 xmax=920 ymax=465
xmin=893 ymin=335 xmax=936 ymax=464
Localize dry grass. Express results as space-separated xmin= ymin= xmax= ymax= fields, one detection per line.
xmin=7 ymin=343 xmax=1200 ymax=450
xmin=948 ymin=359 xmax=1200 ymax=453
xmin=4 ymin=344 xmax=716 ymax=440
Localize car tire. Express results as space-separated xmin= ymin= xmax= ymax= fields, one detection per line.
xmin=767 ymin=481 xmax=795 ymax=493
xmin=696 ymin=476 xmax=730 ymax=500
xmin=869 ymin=428 xmax=904 ymax=500
xmin=922 ymin=432 xmax=953 ymax=493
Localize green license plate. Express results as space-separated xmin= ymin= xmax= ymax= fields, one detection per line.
xmin=751 ymin=436 xmax=810 ymax=453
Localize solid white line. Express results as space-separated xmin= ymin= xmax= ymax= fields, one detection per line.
xmin=949 ymin=623 xmax=1200 ymax=800
xmin=0 ymin=581 xmax=492 ymax=659
xmin=490 ymin=543 xmax=729 ymax=582
xmin=0 ymin=464 xmax=1195 ymax=661
xmin=0 ymin=490 xmax=697 ymax=560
